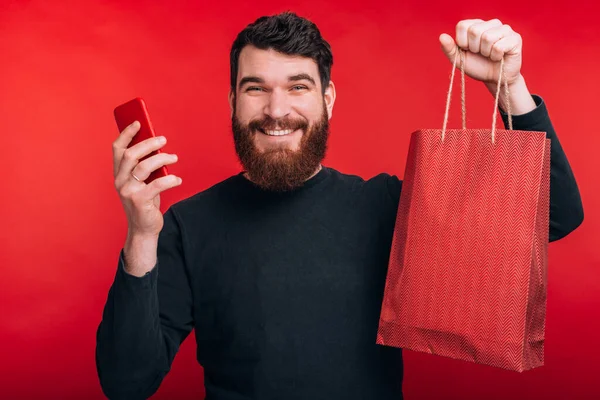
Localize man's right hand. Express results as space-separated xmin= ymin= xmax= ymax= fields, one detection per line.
xmin=112 ymin=121 xmax=182 ymax=277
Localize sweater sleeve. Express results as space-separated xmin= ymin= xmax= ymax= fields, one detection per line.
xmin=96 ymin=207 xmax=194 ymax=400
xmin=499 ymin=94 xmax=584 ymax=241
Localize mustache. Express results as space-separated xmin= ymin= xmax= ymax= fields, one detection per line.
xmin=248 ymin=116 xmax=309 ymax=132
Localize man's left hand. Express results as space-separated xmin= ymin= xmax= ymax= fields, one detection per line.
xmin=439 ymin=19 xmax=536 ymax=115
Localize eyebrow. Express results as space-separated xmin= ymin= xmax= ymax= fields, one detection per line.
xmin=288 ymin=73 xmax=316 ymax=86
xmin=238 ymin=73 xmax=317 ymax=89
xmin=238 ymin=76 xmax=264 ymax=88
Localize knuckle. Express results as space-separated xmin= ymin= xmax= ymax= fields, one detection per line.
xmin=135 ymin=162 xmax=147 ymax=176
xmin=139 ymin=158 xmax=156 ymax=173
xmin=160 ymin=175 xmax=175 ymax=186
xmin=148 ymin=178 xmax=164 ymax=191
xmin=490 ymin=44 xmax=503 ymax=60
xmin=135 ymin=168 xmax=147 ymax=181
xmin=456 ymin=22 xmax=468 ymax=36
xmin=457 ymin=20 xmax=469 ymax=30
xmin=122 ymin=149 xmax=135 ymax=162
xmin=125 ymin=123 xmax=138 ymax=135
xmin=112 ymin=143 xmax=121 ymax=156
xmin=467 ymin=25 xmax=480 ymax=38
xmin=119 ymin=186 xmax=131 ymax=199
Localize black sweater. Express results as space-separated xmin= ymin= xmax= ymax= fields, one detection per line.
xmin=96 ymin=95 xmax=583 ymax=400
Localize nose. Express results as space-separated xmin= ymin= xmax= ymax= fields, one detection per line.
xmin=263 ymin=89 xmax=291 ymax=121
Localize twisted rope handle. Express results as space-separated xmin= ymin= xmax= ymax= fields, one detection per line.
xmin=441 ymin=47 xmax=513 ymax=143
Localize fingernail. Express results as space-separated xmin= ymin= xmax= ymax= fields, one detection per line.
xmin=172 ymin=154 xmax=178 ymax=160
xmin=178 ymin=177 xmax=183 ymax=184
xmin=157 ymin=136 xmax=166 ymax=143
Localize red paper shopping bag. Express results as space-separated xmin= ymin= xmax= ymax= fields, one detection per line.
xmin=376 ymin=49 xmax=551 ymax=372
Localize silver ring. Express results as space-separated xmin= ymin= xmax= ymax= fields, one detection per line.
xmin=131 ymin=171 xmax=142 ymax=182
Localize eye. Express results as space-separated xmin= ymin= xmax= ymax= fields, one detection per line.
xmin=246 ymin=86 xmax=264 ymax=92
xmin=291 ymin=85 xmax=308 ymax=91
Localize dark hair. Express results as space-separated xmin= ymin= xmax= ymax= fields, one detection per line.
xmin=230 ymin=11 xmax=333 ymax=95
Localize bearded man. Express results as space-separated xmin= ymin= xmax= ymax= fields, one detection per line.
xmin=96 ymin=12 xmax=583 ymax=400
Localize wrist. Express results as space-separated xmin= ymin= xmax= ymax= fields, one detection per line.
xmin=123 ymin=233 xmax=159 ymax=277
xmin=126 ymin=229 xmax=160 ymax=244
xmin=485 ymin=74 xmax=536 ymax=116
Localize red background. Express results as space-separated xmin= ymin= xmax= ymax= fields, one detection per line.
xmin=1 ymin=0 xmax=598 ymax=399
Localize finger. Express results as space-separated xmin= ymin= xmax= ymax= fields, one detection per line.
xmin=480 ymin=24 xmax=513 ymax=58
xmin=466 ymin=19 xmax=503 ymax=54
xmin=145 ymin=174 xmax=183 ymax=199
xmin=439 ymin=33 xmax=458 ymax=63
xmin=114 ymin=121 xmax=140 ymax=149
xmin=490 ymin=34 xmax=522 ymax=61
xmin=455 ymin=19 xmax=484 ymax=50
xmin=112 ymin=121 xmax=140 ymax=176
xmin=115 ymin=136 xmax=167 ymax=185
xmin=131 ymin=153 xmax=179 ymax=183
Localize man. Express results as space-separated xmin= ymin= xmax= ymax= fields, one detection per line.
xmin=96 ymin=12 xmax=584 ymax=400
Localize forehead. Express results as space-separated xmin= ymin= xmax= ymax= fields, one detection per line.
xmin=237 ymin=45 xmax=320 ymax=86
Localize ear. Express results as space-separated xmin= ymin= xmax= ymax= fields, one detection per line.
xmin=323 ymin=80 xmax=336 ymax=120
xmin=228 ymin=89 xmax=235 ymax=119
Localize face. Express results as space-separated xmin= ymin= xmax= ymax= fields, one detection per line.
xmin=229 ymin=45 xmax=336 ymax=192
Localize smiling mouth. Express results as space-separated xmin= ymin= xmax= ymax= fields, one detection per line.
xmin=258 ymin=128 xmax=297 ymax=137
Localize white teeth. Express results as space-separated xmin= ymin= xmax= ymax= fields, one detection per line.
xmin=264 ymin=129 xmax=294 ymax=136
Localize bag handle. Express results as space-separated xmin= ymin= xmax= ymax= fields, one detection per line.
xmin=441 ymin=47 xmax=513 ymax=143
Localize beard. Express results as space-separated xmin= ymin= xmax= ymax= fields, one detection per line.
xmin=232 ymin=101 xmax=329 ymax=192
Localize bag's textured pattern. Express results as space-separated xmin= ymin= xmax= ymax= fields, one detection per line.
xmin=377 ymin=127 xmax=550 ymax=372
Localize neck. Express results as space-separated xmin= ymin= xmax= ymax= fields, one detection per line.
xmin=307 ymin=163 xmax=323 ymax=179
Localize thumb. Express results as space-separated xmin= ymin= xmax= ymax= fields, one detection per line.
xmin=439 ymin=33 xmax=458 ymax=62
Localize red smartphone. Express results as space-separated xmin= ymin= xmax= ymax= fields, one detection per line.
xmin=114 ymin=97 xmax=168 ymax=184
